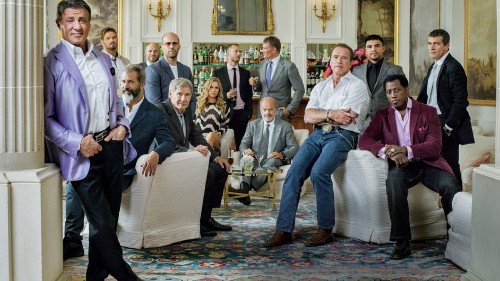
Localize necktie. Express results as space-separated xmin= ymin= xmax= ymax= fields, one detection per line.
xmin=259 ymin=123 xmax=270 ymax=158
xmin=367 ymin=64 xmax=377 ymax=92
xmin=266 ymin=61 xmax=273 ymax=88
xmin=232 ymin=68 xmax=237 ymax=89
xmin=178 ymin=113 xmax=186 ymax=141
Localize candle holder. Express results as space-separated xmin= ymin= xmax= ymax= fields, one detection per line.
xmin=313 ymin=0 xmax=336 ymax=33
xmin=148 ymin=0 xmax=171 ymax=32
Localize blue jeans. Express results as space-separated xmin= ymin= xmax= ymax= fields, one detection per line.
xmin=276 ymin=128 xmax=358 ymax=233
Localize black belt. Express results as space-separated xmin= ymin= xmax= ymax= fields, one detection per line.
xmin=314 ymin=123 xmax=344 ymax=133
xmin=92 ymin=127 xmax=110 ymax=142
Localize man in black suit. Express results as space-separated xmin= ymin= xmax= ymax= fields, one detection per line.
xmin=213 ymin=44 xmax=253 ymax=149
xmin=145 ymin=32 xmax=196 ymax=113
xmin=139 ymin=43 xmax=160 ymax=69
xmin=63 ymin=64 xmax=176 ymax=260
xmin=417 ymin=29 xmax=474 ymax=186
xmin=157 ymin=78 xmax=232 ymax=237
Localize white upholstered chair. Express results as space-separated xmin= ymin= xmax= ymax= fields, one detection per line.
xmin=117 ymin=151 xmax=209 ymax=249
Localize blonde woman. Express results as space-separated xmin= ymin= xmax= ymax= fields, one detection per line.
xmin=195 ymin=77 xmax=233 ymax=156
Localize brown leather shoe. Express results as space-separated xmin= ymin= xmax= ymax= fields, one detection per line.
xmin=264 ymin=231 xmax=292 ymax=247
xmin=304 ymin=228 xmax=333 ymax=247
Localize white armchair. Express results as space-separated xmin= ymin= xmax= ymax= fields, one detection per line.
xmin=117 ymin=151 xmax=209 ymax=249
xmin=331 ymin=150 xmax=447 ymax=244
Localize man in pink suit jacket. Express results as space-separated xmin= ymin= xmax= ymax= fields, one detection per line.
xmin=44 ymin=1 xmax=141 ymax=280
xmin=359 ymin=74 xmax=460 ymax=260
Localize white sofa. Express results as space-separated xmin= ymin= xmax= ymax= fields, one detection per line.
xmin=117 ymin=152 xmax=209 ymax=249
xmin=331 ymin=150 xmax=448 ymax=243
xmin=445 ymin=128 xmax=495 ymax=270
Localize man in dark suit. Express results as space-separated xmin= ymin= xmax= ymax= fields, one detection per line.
xmin=62 ymin=64 xmax=176 ymax=260
xmin=417 ymin=29 xmax=474 ymax=186
xmin=235 ymin=97 xmax=299 ymax=205
xmin=249 ymin=36 xmax=305 ymax=121
xmin=213 ymin=44 xmax=253 ymax=149
xmin=145 ymin=32 xmax=196 ymax=113
xmin=139 ymin=42 xmax=160 ymax=69
xmin=157 ymin=78 xmax=232 ymax=237
xmin=352 ymin=34 xmax=405 ymax=129
xmin=359 ymin=74 xmax=460 ymax=260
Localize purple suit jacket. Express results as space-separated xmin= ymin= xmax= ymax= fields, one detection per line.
xmin=44 ymin=42 xmax=136 ymax=181
xmin=359 ymin=99 xmax=453 ymax=174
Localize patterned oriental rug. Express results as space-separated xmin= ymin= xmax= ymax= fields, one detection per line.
xmin=64 ymin=189 xmax=464 ymax=281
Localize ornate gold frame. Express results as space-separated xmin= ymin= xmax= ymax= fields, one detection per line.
xmin=464 ymin=0 xmax=496 ymax=106
xmin=211 ymin=0 xmax=275 ymax=35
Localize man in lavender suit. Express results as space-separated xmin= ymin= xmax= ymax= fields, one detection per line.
xmin=359 ymin=74 xmax=460 ymax=260
xmin=44 ymin=1 xmax=141 ymax=280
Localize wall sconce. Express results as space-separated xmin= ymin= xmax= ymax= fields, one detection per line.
xmin=148 ymin=0 xmax=171 ymax=32
xmin=313 ymin=0 xmax=336 ymax=33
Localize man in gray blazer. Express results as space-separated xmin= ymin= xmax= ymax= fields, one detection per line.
xmin=145 ymin=32 xmax=196 ymax=113
xmin=353 ymin=34 xmax=405 ymax=129
xmin=236 ymin=97 xmax=299 ymax=205
xmin=249 ymin=36 xmax=305 ymax=121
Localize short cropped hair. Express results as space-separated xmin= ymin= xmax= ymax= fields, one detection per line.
xmin=383 ymin=74 xmax=409 ymax=91
xmin=100 ymin=27 xmax=117 ymax=40
xmin=57 ymin=0 xmax=91 ymax=22
xmin=365 ymin=34 xmax=384 ymax=45
xmin=263 ymin=36 xmax=281 ymax=52
xmin=169 ymin=78 xmax=193 ymax=93
xmin=429 ymin=29 xmax=450 ymax=45
xmin=333 ymin=43 xmax=354 ymax=61
xmin=260 ymin=97 xmax=278 ymax=108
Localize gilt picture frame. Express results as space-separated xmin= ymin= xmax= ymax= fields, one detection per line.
xmin=212 ymin=0 xmax=275 ymax=35
xmin=86 ymin=0 xmax=123 ymax=53
xmin=465 ymin=0 xmax=496 ymax=105
xmin=357 ymin=0 xmax=399 ymax=64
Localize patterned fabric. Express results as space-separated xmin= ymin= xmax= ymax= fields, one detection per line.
xmin=195 ymin=102 xmax=232 ymax=136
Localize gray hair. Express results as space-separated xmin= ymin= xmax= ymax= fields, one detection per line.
xmin=260 ymin=97 xmax=278 ymax=108
xmin=123 ymin=64 xmax=146 ymax=84
xmin=169 ymin=78 xmax=193 ymax=93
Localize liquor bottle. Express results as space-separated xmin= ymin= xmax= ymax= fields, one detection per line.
xmin=223 ymin=49 xmax=228 ymax=64
xmin=198 ymin=46 xmax=204 ymax=65
xmin=208 ymin=46 xmax=214 ymax=65
xmin=193 ymin=69 xmax=199 ymax=90
xmin=243 ymin=51 xmax=249 ymax=65
xmin=248 ymin=45 xmax=255 ymax=64
xmin=203 ymin=46 xmax=209 ymax=65
xmin=204 ymin=66 xmax=210 ymax=80
xmin=193 ymin=47 xmax=198 ymax=65
xmin=219 ymin=46 xmax=224 ymax=64
xmin=306 ymin=69 xmax=312 ymax=89
xmin=198 ymin=67 xmax=205 ymax=86
xmin=319 ymin=69 xmax=325 ymax=82
xmin=253 ymin=46 xmax=260 ymax=64
xmin=315 ymin=69 xmax=320 ymax=85
xmin=213 ymin=48 xmax=219 ymax=64
xmin=210 ymin=67 xmax=214 ymax=78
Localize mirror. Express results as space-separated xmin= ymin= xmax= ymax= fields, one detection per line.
xmin=212 ymin=0 xmax=275 ymax=35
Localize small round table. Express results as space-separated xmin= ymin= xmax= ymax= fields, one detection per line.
xmin=223 ymin=167 xmax=283 ymax=211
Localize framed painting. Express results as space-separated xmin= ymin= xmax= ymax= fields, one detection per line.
xmin=86 ymin=0 xmax=123 ymax=53
xmin=409 ymin=0 xmax=440 ymax=97
xmin=357 ymin=0 xmax=399 ymax=64
xmin=465 ymin=0 xmax=496 ymax=105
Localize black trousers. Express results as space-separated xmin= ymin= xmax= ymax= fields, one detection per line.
xmin=439 ymin=116 xmax=462 ymax=187
xmin=229 ymin=109 xmax=250 ymax=150
xmin=386 ymin=162 xmax=460 ymax=241
xmin=70 ymin=141 xmax=138 ymax=281
xmin=200 ymin=162 xmax=228 ymax=222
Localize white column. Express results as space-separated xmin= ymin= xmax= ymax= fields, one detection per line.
xmin=0 ymin=1 xmax=68 ymax=280
xmin=462 ymin=0 xmax=500 ymax=280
